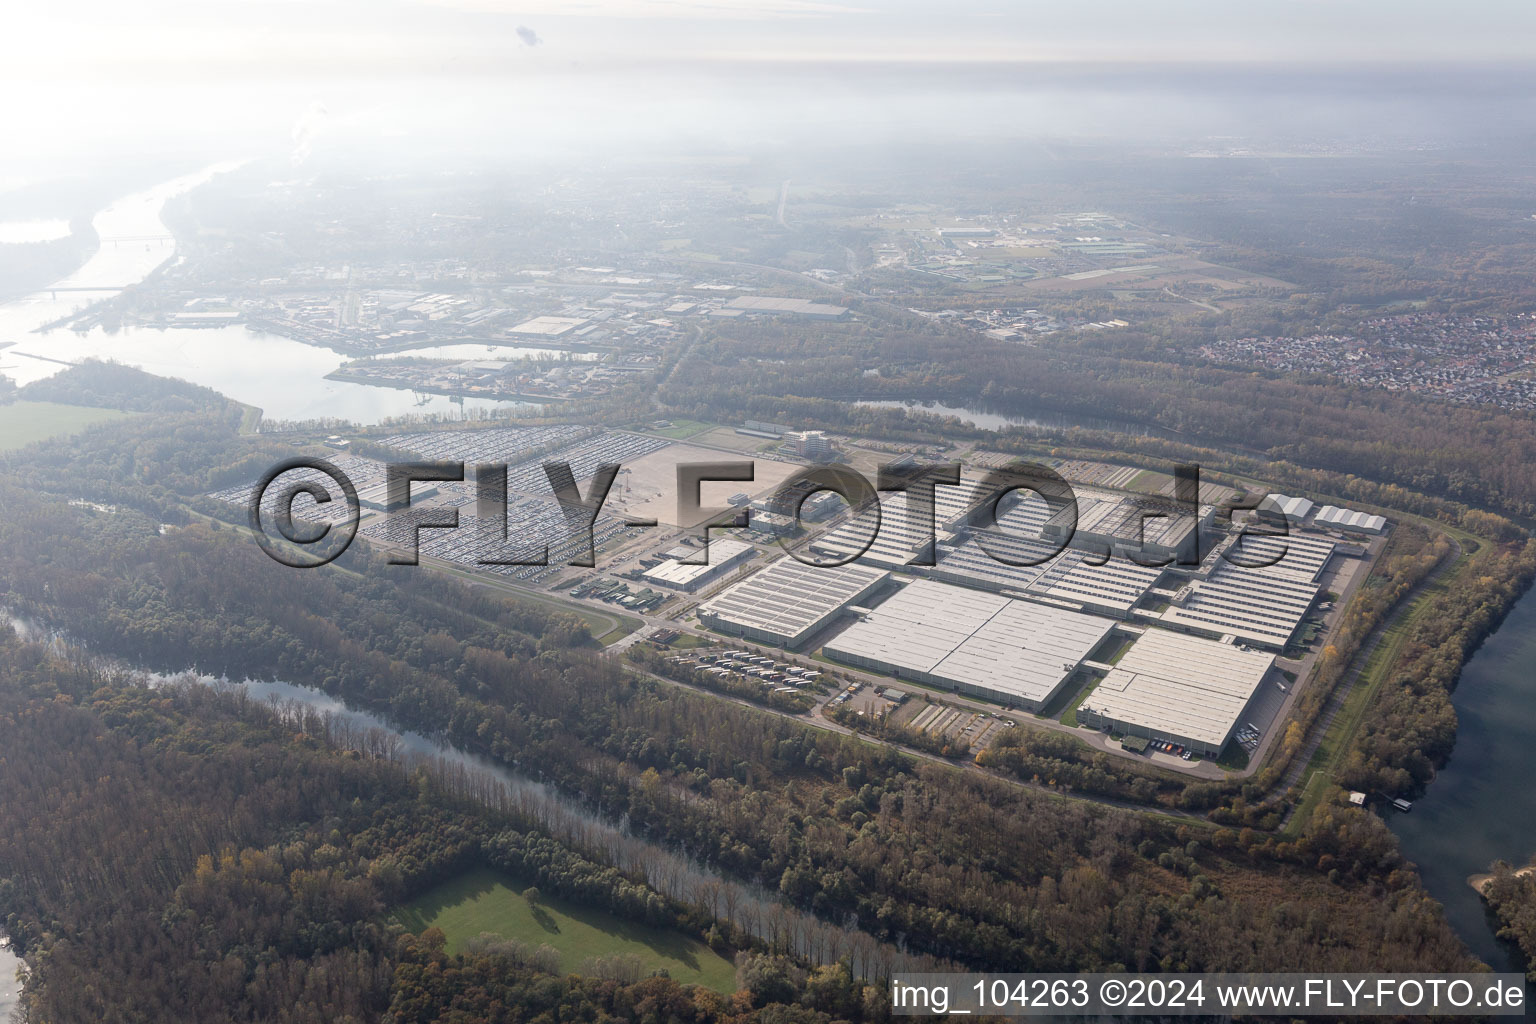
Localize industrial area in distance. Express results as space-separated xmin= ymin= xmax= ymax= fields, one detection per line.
xmin=222 ymin=417 xmax=1387 ymax=785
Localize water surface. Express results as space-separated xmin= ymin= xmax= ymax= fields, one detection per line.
xmin=1390 ymin=587 xmax=1536 ymax=971
xmin=0 ymin=170 xmax=535 ymax=425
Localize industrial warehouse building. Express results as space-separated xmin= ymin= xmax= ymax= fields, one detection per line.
xmin=1314 ymin=504 xmax=1388 ymax=534
xmin=1260 ymin=493 xmax=1315 ymax=524
xmin=1042 ymin=489 xmax=1217 ymax=566
xmin=931 ymin=536 xmax=1164 ymax=619
xmin=509 ymin=315 xmax=589 ymax=337
xmin=641 ymin=538 xmax=754 ymax=592
xmin=1159 ymin=532 xmax=1336 ymax=650
xmin=696 ymin=558 xmax=888 ymax=648
xmin=810 ymin=481 xmax=1213 ymax=575
xmin=1075 ymin=628 xmax=1275 ymax=758
xmin=808 ymin=479 xmax=1175 ymax=618
xmin=822 ymin=579 xmax=1117 ymax=710
xmin=809 ymin=478 xmax=988 ymax=568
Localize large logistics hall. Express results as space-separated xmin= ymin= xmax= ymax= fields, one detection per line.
xmin=931 ymin=541 xmax=1164 ymax=619
xmin=1042 ymin=489 xmax=1216 ymax=565
xmin=1075 ymin=629 xmax=1275 ymax=758
xmin=696 ymin=558 xmax=888 ymax=648
xmin=822 ymin=578 xmax=1117 ymax=710
xmin=1158 ymin=532 xmax=1336 ymax=650
xmin=808 ymin=479 xmax=990 ymax=568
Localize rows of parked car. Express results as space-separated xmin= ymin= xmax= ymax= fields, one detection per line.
xmin=672 ymin=650 xmax=822 ymax=692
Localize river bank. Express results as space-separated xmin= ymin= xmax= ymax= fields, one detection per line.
xmin=0 ymin=169 xmax=529 ymax=425
xmin=1389 ymin=587 xmax=1536 ymax=971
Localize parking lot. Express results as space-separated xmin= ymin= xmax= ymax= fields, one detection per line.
xmin=665 ymin=647 xmax=828 ymax=696
xmin=888 ymin=696 xmax=1009 ymax=748
xmin=361 ymin=497 xmax=635 ymax=585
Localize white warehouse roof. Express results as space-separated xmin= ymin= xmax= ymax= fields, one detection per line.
xmin=1159 ymin=533 xmax=1335 ymax=649
xmin=1315 ymin=505 xmax=1387 ymax=534
xmin=1261 ymin=493 xmax=1315 ymax=521
xmin=1080 ymin=629 xmax=1274 ymax=749
xmin=642 ymin=538 xmax=753 ymax=588
xmin=825 ymin=579 xmax=1116 ymax=707
xmin=811 ymin=478 xmax=990 ymax=568
xmin=697 ymin=558 xmax=887 ymax=645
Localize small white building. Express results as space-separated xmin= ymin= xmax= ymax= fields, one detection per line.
xmin=641 ymin=539 xmax=754 ymax=592
xmin=1261 ymin=493 xmax=1315 ymax=524
xmin=1314 ymin=505 xmax=1387 ymax=534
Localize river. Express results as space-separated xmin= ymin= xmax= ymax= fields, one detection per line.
xmin=1390 ymin=586 xmax=1536 ymax=972
xmin=0 ymin=168 xmax=538 ymax=425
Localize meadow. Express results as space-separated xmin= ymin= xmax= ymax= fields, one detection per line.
xmin=0 ymin=401 xmax=135 ymax=451
xmin=392 ymin=868 xmax=738 ymax=992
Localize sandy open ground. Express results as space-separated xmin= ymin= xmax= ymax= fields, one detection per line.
xmin=605 ymin=443 xmax=809 ymax=527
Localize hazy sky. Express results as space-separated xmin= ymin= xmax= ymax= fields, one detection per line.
xmin=5 ymin=0 xmax=1535 ymax=75
xmin=4 ymin=0 xmax=1533 ymax=177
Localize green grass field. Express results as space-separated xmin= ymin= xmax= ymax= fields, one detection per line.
xmin=0 ymin=401 xmax=135 ymax=451
xmin=648 ymin=419 xmax=713 ymax=440
xmin=393 ymin=868 xmax=737 ymax=992
xmin=666 ymin=633 xmax=713 ymax=650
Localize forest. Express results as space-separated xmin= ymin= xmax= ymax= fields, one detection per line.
xmin=660 ymin=317 xmax=1536 ymax=520
xmin=0 ymin=631 xmax=902 ymax=1022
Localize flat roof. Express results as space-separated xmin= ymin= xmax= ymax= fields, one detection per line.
xmin=1223 ymin=532 xmax=1336 ymax=583
xmin=642 ymin=538 xmax=753 ymax=587
xmin=810 ymin=478 xmax=991 ymax=568
xmin=1079 ymin=629 xmax=1273 ymax=747
xmin=510 ymin=315 xmax=588 ymax=336
xmin=933 ymin=540 xmax=1161 ymax=617
xmin=697 ymin=558 xmax=888 ymax=643
xmin=1160 ymin=533 xmax=1335 ymax=648
xmin=922 ymin=490 xmax=1162 ymax=614
xmin=1029 ymin=552 xmax=1164 ymax=614
xmin=1051 ymin=489 xmax=1212 ymax=552
xmin=824 ymin=579 xmax=1116 ymax=706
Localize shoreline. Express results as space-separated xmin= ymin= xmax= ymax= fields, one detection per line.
xmin=1469 ymin=864 xmax=1536 ymax=899
xmin=324 ymin=368 xmax=568 ymax=406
